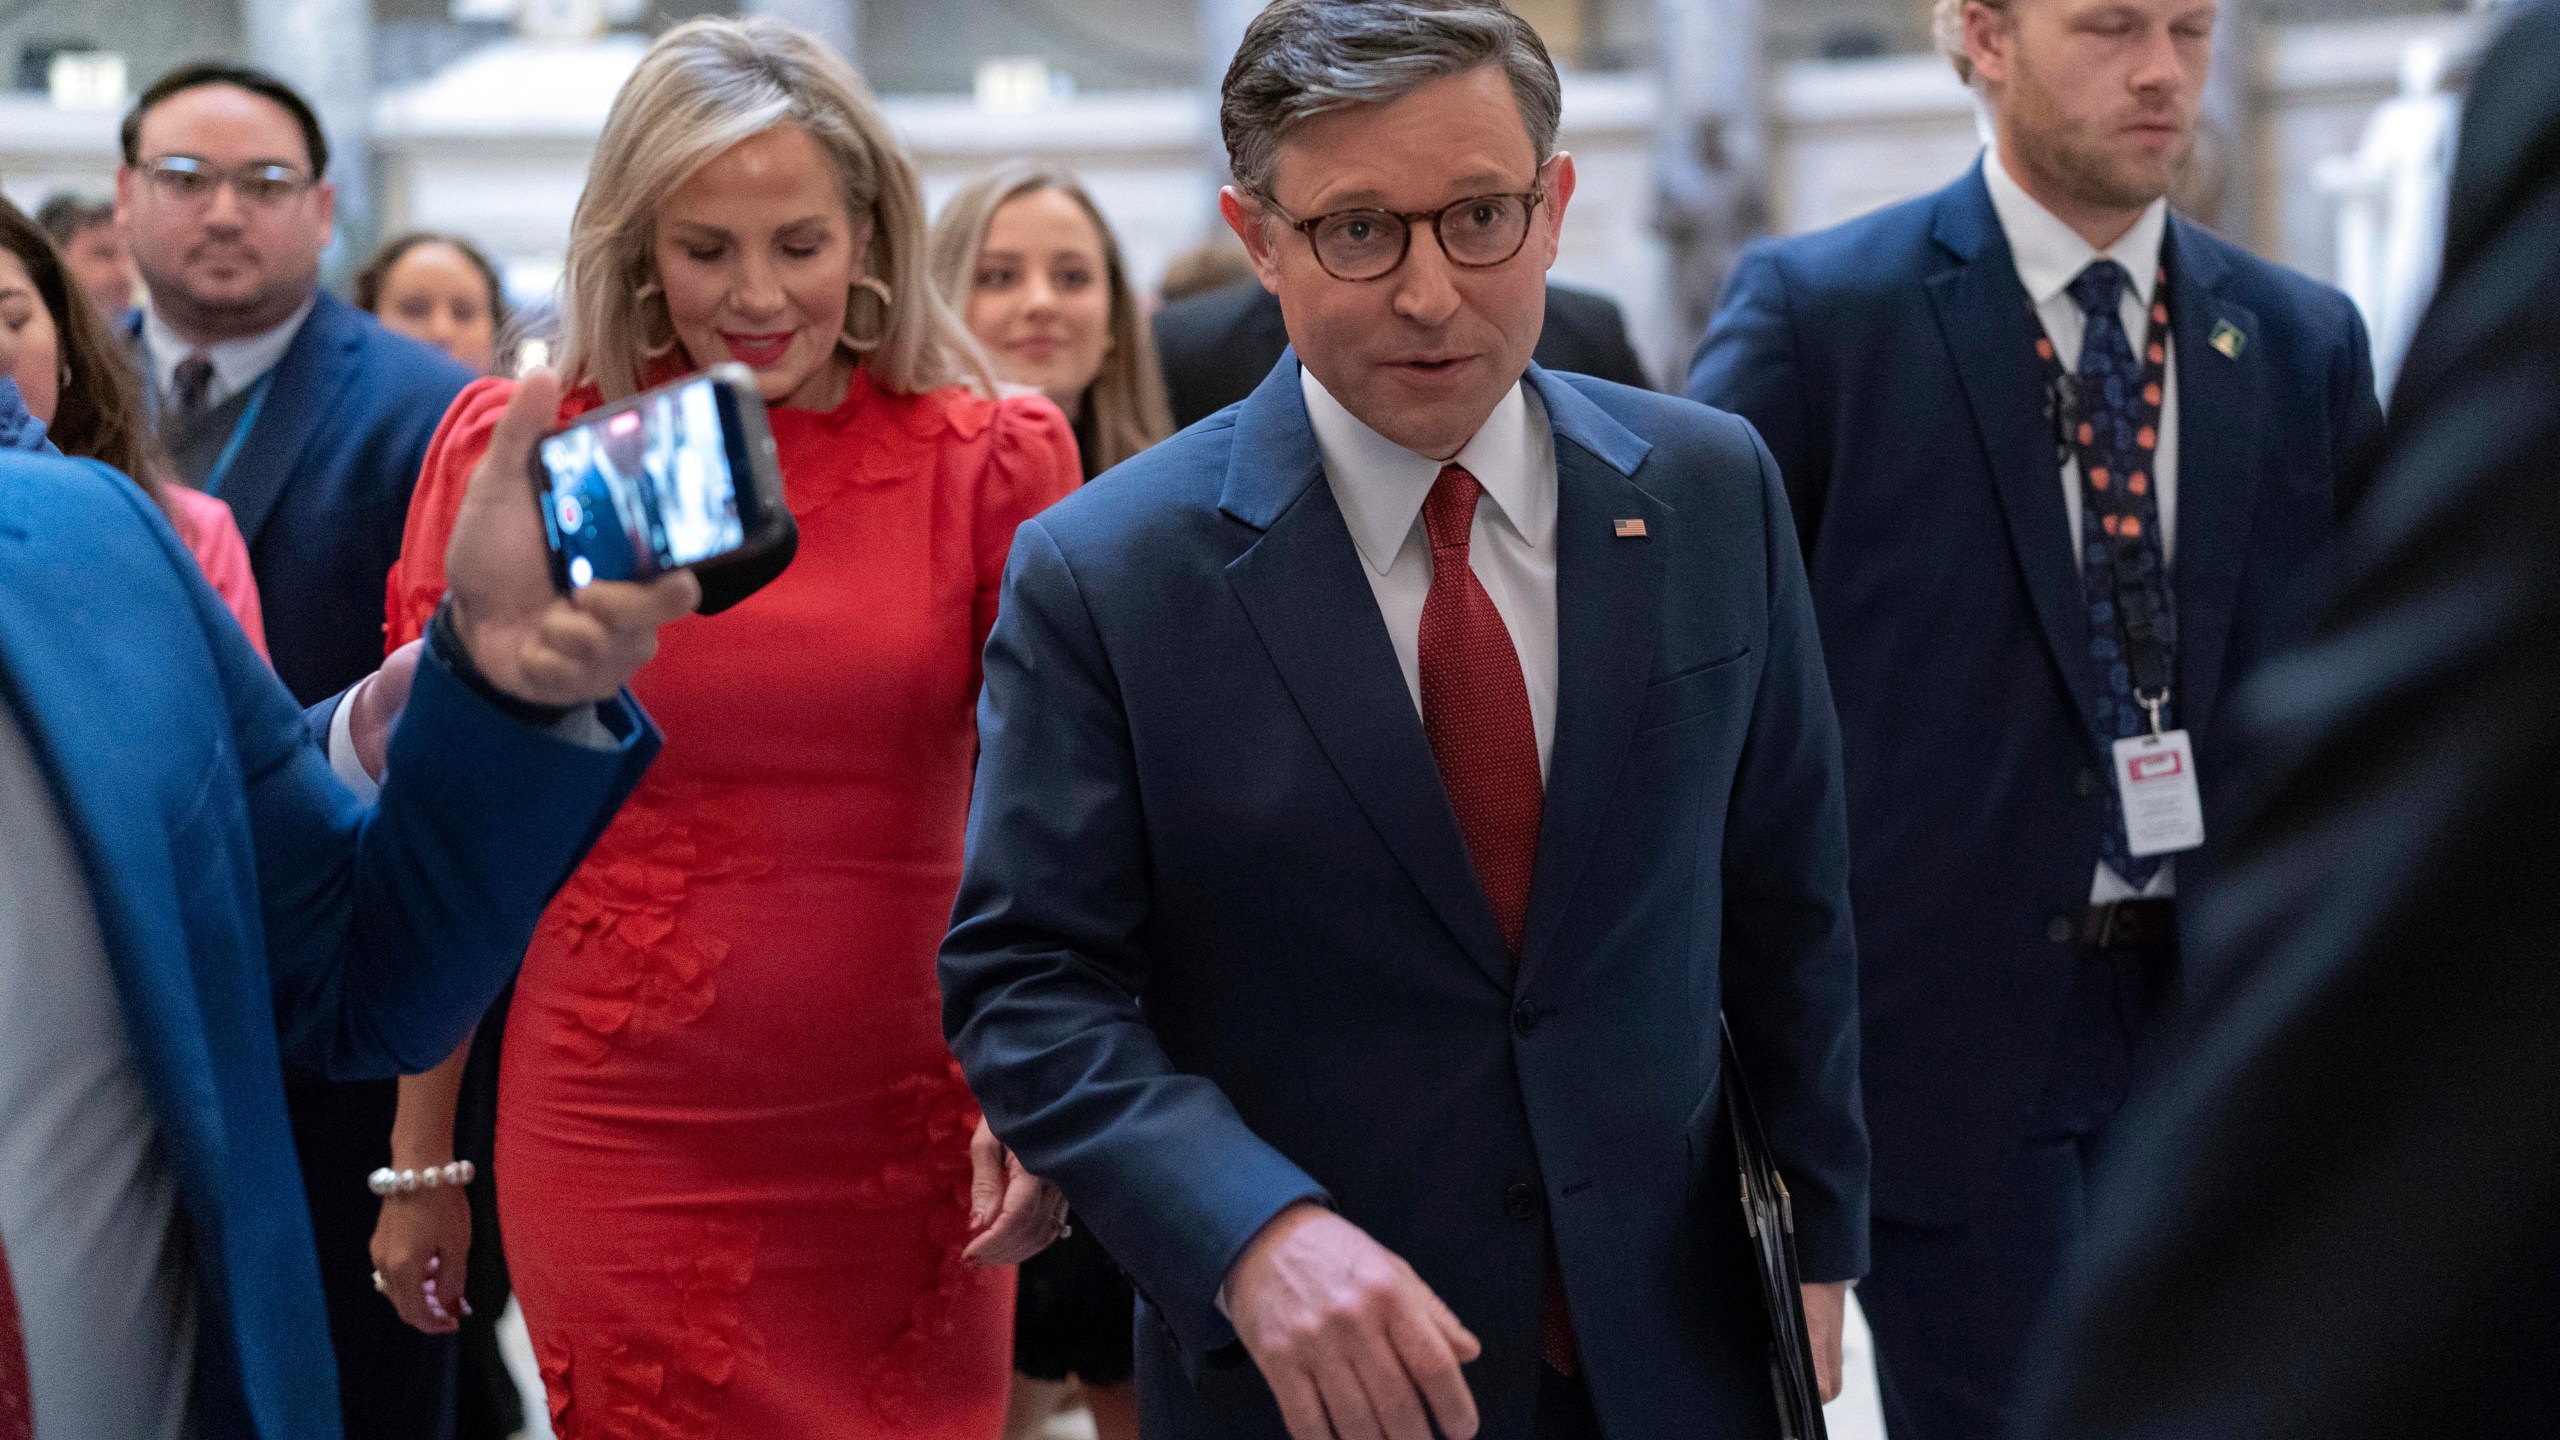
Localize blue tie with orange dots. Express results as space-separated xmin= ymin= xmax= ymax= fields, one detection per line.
xmin=2044 ymin=259 xmax=2175 ymax=890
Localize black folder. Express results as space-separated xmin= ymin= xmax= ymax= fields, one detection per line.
xmin=1720 ymin=1017 xmax=1830 ymax=1439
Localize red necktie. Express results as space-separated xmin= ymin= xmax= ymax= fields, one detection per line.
xmin=1416 ymin=465 xmax=1576 ymax=1373
xmin=1 ymin=1232 xmax=31 ymax=1440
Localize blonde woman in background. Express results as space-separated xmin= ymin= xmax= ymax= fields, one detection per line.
xmin=928 ymin=161 xmax=1170 ymax=1440
xmin=930 ymin=162 xmax=1172 ymax=483
xmin=368 ymin=20 xmax=1080 ymax=1437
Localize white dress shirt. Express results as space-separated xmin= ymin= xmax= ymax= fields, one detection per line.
xmin=0 ymin=707 xmax=197 ymax=1440
xmin=141 ymin=297 xmax=314 ymax=413
xmin=1303 ymin=367 xmax=1560 ymax=779
xmin=1984 ymin=146 xmax=2179 ymax=902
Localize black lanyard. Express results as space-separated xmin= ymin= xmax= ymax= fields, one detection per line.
xmin=2035 ymin=268 xmax=2177 ymax=720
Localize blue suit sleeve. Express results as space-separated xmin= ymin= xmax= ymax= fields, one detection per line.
xmin=941 ymin=518 xmax=1327 ymax=1365
xmin=1688 ymin=244 xmax=1827 ymax=554
xmin=152 ymin=491 xmax=662 ymax=1079
xmin=1715 ymin=420 xmax=1872 ymax=1283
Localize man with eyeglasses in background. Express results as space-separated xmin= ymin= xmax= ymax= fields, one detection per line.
xmin=940 ymin=3 xmax=1867 ymax=1437
xmin=112 ymin=61 xmax=477 ymax=1440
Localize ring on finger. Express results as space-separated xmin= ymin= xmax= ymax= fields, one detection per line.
xmin=371 ymin=1270 xmax=388 ymax=1294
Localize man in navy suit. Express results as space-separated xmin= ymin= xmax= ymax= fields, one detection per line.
xmin=112 ymin=62 xmax=481 ymax=1437
xmin=942 ymin=4 xmax=1867 ymax=1438
xmin=1687 ymin=0 xmax=2382 ymax=1434
xmin=0 ymin=373 xmax=694 ymax=1440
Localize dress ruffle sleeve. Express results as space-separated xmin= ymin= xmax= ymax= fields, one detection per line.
xmin=968 ymin=392 xmax=1081 ymax=663
xmin=383 ymin=376 xmax=521 ymax=654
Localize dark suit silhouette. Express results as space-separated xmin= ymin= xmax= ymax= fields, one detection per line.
xmin=2017 ymin=6 xmax=2560 ymax=1437
xmin=1153 ymin=279 xmax=1652 ymax=428
xmin=1688 ymin=162 xmax=2382 ymax=1436
xmin=129 ymin=290 xmax=476 ymax=1440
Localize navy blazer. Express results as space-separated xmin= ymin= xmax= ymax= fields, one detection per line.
xmin=1687 ymin=163 xmax=2383 ymax=1226
xmin=0 ymin=452 xmax=657 ymax=1440
xmin=942 ymin=358 xmax=1868 ymax=1440
xmin=126 ymin=292 xmax=475 ymax=705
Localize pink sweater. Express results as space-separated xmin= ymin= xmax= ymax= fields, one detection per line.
xmin=168 ymin=485 xmax=270 ymax=663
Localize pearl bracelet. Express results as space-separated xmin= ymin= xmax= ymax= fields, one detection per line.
xmin=367 ymin=1160 xmax=476 ymax=1197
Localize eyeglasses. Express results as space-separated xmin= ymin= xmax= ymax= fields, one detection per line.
xmin=1255 ymin=182 xmax=1548 ymax=282
xmin=138 ymin=156 xmax=316 ymax=209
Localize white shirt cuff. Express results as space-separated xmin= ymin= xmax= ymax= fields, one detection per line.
xmin=326 ymin=682 xmax=381 ymax=804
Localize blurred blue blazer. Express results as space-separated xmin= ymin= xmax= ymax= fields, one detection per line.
xmin=1686 ymin=163 xmax=2384 ymax=1226
xmin=942 ymin=358 xmax=1869 ymax=1440
xmin=0 ymin=451 xmax=657 ymax=1439
xmin=123 ymin=292 xmax=475 ymax=705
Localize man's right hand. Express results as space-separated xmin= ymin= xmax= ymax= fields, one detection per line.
xmin=1227 ymin=1202 xmax=1482 ymax=1440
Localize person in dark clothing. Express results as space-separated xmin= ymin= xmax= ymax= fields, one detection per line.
xmin=1153 ymin=275 xmax=1649 ymax=428
xmin=2016 ymin=6 xmax=2560 ymax=1438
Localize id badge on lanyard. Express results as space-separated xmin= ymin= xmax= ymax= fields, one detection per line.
xmin=2039 ymin=267 xmax=2204 ymax=859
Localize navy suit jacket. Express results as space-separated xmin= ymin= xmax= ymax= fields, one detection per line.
xmin=0 ymin=451 xmax=657 ymax=1440
xmin=942 ymin=358 xmax=1868 ymax=1440
xmin=1687 ymin=163 xmax=2383 ymax=1226
xmin=126 ymin=292 xmax=475 ymax=705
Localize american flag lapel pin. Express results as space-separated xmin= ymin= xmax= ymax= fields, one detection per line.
xmin=1614 ymin=518 xmax=1648 ymax=538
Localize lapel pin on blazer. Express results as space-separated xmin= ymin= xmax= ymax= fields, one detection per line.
xmin=1614 ymin=518 xmax=1648 ymax=538
xmin=2209 ymin=319 xmax=2247 ymax=359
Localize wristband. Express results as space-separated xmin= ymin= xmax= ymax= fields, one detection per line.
xmin=428 ymin=600 xmax=577 ymax=728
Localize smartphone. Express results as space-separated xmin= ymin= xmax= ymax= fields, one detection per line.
xmin=534 ymin=363 xmax=794 ymax=603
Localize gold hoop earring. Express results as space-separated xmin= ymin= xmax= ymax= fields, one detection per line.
xmin=841 ymin=275 xmax=894 ymax=353
xmin=634 ymin=280 xmax=681 ymax=360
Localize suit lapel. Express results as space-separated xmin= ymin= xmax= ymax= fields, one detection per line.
xmin=1517 ymin=371 xmax=1662 ymax=983
xmin=1220 ymin=355 xmax=1518 ymax=991
xmin=2161 ymin=222 xmax=2263 ymax=733
xmin=220 ymin=294 xmax=366 ymax=547
xmin=1926 ymin=167 xmax=2112 ymax=745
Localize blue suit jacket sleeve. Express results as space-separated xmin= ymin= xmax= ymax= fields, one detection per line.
xmin=1688 ymin=244 xmax=1826 ymax=552
xmin=156 ymin=489 xmax=662 ymax=1079
xmin=1718 ymin=422 xmax=1871 ymax=1282
xmin=941 ymin=517 xmax=1327 ymax=1364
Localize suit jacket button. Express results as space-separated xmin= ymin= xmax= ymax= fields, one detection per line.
xmin=2075 ymin=767 xmax=2099 ymax=797
xmin=1513 ymin=1001 xmax=1542 ymax=1036
xmin=2047 ymin=915 xmax=2077 ymax=944
xmin=1503 ymin=1181 xmax=1540 ymax=1221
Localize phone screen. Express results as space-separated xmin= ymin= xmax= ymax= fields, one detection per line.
xmin=537 ymin=375 xmax=751 ymax=587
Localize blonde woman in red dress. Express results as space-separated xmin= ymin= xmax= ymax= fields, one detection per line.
xmin=369 ymin=18 xmax=1078 ymax=1436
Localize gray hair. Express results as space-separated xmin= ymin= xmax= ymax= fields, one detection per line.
xmin=1220 ymin=0 xmax=1563 ymax=200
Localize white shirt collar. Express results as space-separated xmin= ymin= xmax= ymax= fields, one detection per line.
xmin=141 ymin=295 xmax=315 ymax=407
xmin=1301 ymin=366 xmax=1554 ymax=577
xmin=1984 ymin=145 xmax=2168 ymax=310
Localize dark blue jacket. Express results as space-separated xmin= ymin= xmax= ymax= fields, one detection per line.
xmin=0 ymin=450 xmax=657 ymax=1438
xmin=126 ymin=292 xmax=475 ymax=705
xmin=1687 ymin=163 xmax=2383 ymax=1226
xmin=941 ymin=357 xmax=1869 ymax=1440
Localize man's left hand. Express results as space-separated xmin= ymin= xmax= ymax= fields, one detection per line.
xmin=1801 ymin=1280 xmax=1849 ymax=1404
xmin=442 ymin=370 xmax=699 ymax=706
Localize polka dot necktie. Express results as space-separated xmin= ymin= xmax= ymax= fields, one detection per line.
xmin=1 ymin=1232 xmax=30 ymax=1440
xmin=2066 ymin=259 xmax=2175 ymax=891
xmin=1416 ymin=464 xmax=1578 ymax=1373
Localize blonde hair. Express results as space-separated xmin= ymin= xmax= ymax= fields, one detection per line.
xmin=927 ymin=162 xmax=1174 ymax=475
xmin=1935 ymin=0 xmax=2012 ymax=87
xmin=559 ymin=16 xmax=995 ymax=401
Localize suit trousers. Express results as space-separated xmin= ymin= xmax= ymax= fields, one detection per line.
xmin=1857 ymin=932 xmax=2178 ymax=1440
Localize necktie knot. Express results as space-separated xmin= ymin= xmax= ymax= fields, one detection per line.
xmin=1423 ymin=464 xmax=1479 ymax=557
xmin=2067 ymin=260 xmax=2129 ymax=322
xmin=172 ymin=352 xmax=215 ymax=417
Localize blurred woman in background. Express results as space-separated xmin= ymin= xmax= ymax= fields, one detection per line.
xmin=929 ymin=161 xmax=1171 ymax=1440
xmin=0 ymin=196 xmax=265 ymax=656
xmin=356 ymin=231 xmax=511 ymax=376
xmin=930 ymin=162 xmax=1171 ymax=483
xmin=373 ymin=19 xmax=1079 ymax=1437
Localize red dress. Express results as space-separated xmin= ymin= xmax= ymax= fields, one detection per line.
xmin=385 ymin=366 xmax=1078 ymax=1438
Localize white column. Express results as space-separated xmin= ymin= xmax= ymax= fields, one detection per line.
xmin=1651 ymin=0 xmax=1767 ymax=366
xmin=2198 ymin=0 xmax=2262 ymax=246
xmin=242 ymin=0 xmax=374 ymax=269
xmin=1199 ymin=0 xmax=1265 ymax=182
xmin=745 ymin=0 xmax=860 ymax=70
